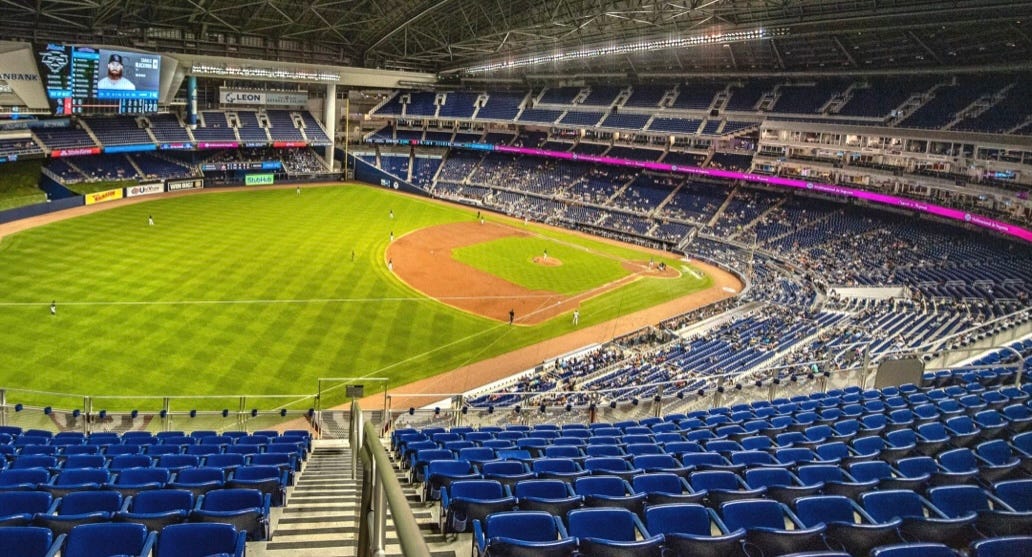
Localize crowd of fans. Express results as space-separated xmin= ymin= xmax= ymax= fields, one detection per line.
xmin=420 ymin=144 xmax=1032 ymax=407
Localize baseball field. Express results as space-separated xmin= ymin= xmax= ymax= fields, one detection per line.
xmin=0 ymin=184 xmax=737 ymax=410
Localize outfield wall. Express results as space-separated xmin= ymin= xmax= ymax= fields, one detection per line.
xmin=349 ymin=154 xmax=428 ymax=197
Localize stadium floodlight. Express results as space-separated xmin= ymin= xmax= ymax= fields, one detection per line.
xmin=455 ymin=27 xmax=786 ymax=74
xmin=190 ymin=63 xmax=339 ymax=82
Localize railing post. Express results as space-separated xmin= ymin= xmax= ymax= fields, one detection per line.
xmin=82 ymin=396 xmax=91 ymax=434
xmin=0 ymin=389 xmax=6 ymax=427
xmin=373 ymin=468 xmax=386 ymax=555
xmin=162 ymin=397 xmax=170 ymax=431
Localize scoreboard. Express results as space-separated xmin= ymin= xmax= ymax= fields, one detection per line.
xmin=37 ymin=44 xmax=161 ymax=115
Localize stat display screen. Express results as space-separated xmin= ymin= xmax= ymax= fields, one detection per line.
xmin=37 ymin=44 xmax=161 ymax=115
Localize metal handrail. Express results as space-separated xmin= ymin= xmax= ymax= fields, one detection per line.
xmin=355 ymin=401 xmax=431 ymax=557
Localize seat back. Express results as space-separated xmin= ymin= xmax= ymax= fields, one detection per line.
xmin=0 ymin=491 xmax=54 ymax=515
xmin=927 ymin=485 xmax=991 ymax=518
xmin=108 ymin=455 xmax=152 ymax=470
xmin=513 ymin=479 xmax=572 ymax=500
xmin=794 ymin=495 xmax=860 ymax=526
xmin=632 ymin=473 xmax=682 ymax=495
xmin=644 ymin=503 xmax=712 ymax=536
xmin=567 ymin=507 xmax=641 ymax=541
xmin=116 ymin=467 xmax=170 ymax=486
xmin=128 ymin=489 xmax=194 ymax=513
xmin=0 ymin=468 xmax=50 ymax=488
xmin=156 ymin=522 xmax=247 ymax=557
xmin=721 ymin=499 xmax=786 ymax=531
xmin=54 ymin=468 xmax=110 ymax=485
xmin=690 ymin=470 xmax=740 ymax=491
xmin=484 ymin=510 xmax=561 ymax=541
xmin=448 ymin=480 xmax=505 ymax=500
xmin=175 ymin=466 xmax=225 ymax=484
xmin=861 ymin=490 xmax=925 ymax=522
xmin=574 ymin=476 xmax=628 ymax=497
xmin=970 ymin=536 xmax=1032 ymax=557
xmin=63 ymin=522 xmax=151 ymax=557
xmin=995 ymin=479 xmax=1032 ymax=511
xmin=201 ymin=488 xmax=264 ymax=511
xmin=58 ymin=490 xmax=122 ymax=515
xmin=0 ymin=526 xmax=54 ymax=557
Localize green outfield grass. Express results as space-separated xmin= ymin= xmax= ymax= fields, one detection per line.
xmin=0 ymin=160 xmax=47 ymax=211
xmin=0 ymin=184 xmax=711 ymax=408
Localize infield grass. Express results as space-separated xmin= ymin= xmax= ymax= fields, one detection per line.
xmin=0 ymin=184 xmax=711 ymax=407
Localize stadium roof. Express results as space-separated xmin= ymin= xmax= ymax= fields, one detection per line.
xmin=3 ymin=0 xmax=1032 ymax=80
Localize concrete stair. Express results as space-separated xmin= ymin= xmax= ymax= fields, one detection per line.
xmin=249 ymin=440 xmax=459 ymax=557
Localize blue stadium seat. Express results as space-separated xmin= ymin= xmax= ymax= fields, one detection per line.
xmin=226 ymin=464 xmax=288 ymax=506
xmin=116 ymin=488 xmax=194 ymax=531
xmin=574 ymin=475 xmax=646 ymax=515
xmin=514 ymin=478 xmax=582 ymax=515
xmin=567 ymin=507 xmax=664 ymax=557
xmin=860 ymin=489 xmax=977 ymax=548
xmin=796 ymin=464 xmax=878 ymax=500
xmin=0 ymin=491 xmax=58 ymax=527
xmin=690 ymin=470 xmax=766 ymax=507
xmin=870 ymin=543 xmax=960 ymax=557
xmin=531 ymin=458 xmax=588 ymax=482
xmin=0 ymin=468 xmax=52 ymax=491
xmin=190 ymin=488 xmax=270 ymax=541
xmin=645 ymin=502 xmax=747 ymax=557
xmin=42 ymin=468 xmax=112 ymax=498
xmin=928 ymin=484 xmax=1032 ymax=537
xmin=0 ymin=526 xmax=62 ymax=557
xmin=794 ymin=494 xmax=903 ymax=556
xmin=169 ymin=466 xmax=225 ymax=497
xmin=994 ymin=479 xmax=1032 ymax=511
xmin=424 ymin=459 xmax=479 ymax=501
xmin=34 ymin=490 xmax=123 ymax=536
xmin=632 ymin=472 xmax=705 ymax=505
xmin=473 ymin=510 xmax=576 ymax=557
xmin=743 ymin=467 xmax=823 ymax=505
xmin=440 ymin=479 xmax=515 ymax=534
xmin=156 ymin=522 xmax=246 ymax=557
xmin=60 ymin=522 xmax=155 ymax=557
xmin=970 ymin=536 xmax=1032 ymax=557
xmin=720 ymin=499 xmax=829 ymax=555
xmin=107 ymin=466 xmax=171 ymax=497
xmin=479 ymin=460 xmax=533 ymax=489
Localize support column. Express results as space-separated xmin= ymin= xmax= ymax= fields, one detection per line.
xmin=324 ymin=83 xmax=337 ymax=169
xmin=186 ymin=76 xmax=198 ymax=128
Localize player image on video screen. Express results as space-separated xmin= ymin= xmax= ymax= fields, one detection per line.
xmin=97 ymin=53 xmax=135 ymax=91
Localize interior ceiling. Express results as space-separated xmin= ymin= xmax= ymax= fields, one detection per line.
xmin=3 ymin=0 xmax=1032 ymax=80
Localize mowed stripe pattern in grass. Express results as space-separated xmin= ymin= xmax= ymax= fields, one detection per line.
xmin=0 ymin=185 xmax=711 ymax=402
xmin=452 ymin=236 xmax=629 ymax=295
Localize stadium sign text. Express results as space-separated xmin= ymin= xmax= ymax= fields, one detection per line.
xmin=219 ymin=88 xmax=308 ymax=106
xmin=167 ymin=179 xmax=203 ymax=191
xmin=126 ymin=183 xmax=164 ymax=198
xmin=0 ymin=73 xmax=38 ymax=81
xmin=84 ymin=188 xmax=124 ymax=205
xmin=245 ymin=173 xmax=275 ymax=186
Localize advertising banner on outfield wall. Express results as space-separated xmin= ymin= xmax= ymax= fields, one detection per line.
xmin=167 ymin=179 xmax=203 ymax=191
xmin=219 ymin=88 xmax=308 ymax=106
xmin=126 ymin=183 xmax=164 ymax=197
xmin=245 ymin=173 xmax=275 ymax=186
xmin=84 ymin=188 xmax=124 ymax=205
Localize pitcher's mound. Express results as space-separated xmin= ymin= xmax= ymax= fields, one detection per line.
xmin=532 ymin=256 xmax=563 ymax=267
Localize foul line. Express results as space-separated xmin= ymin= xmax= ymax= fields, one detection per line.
xmin=0 ymin=294 xmax=561 ymax=308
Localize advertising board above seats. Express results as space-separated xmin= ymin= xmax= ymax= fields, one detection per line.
xmin=219 ymin=88 xmax=308 ymax=107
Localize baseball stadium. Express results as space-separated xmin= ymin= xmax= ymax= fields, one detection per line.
xmin=0 ymin=1 xmax=1030 ymax=556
